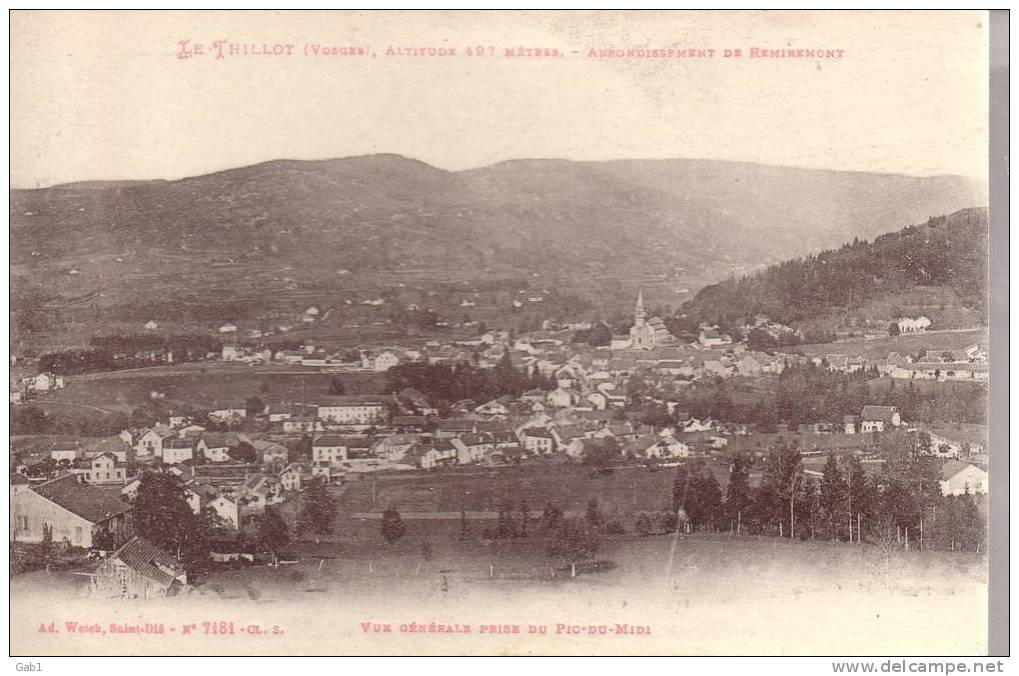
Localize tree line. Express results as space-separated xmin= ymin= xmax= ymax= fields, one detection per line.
xmin=679 ymin=210 xmax=988 ymax=329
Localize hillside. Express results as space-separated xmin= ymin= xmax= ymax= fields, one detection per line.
xmin=10 ymin=155 xmax=987 ymax=349
xmin=679 ymin=207 xmax=988 ymax=332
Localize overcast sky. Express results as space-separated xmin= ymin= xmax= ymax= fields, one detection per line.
xmin=10 ymin=10 xmax=989 ymax=188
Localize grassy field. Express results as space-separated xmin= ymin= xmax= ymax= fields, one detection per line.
xmin=797 ymin=328 xmax=987 ymax=361
xmin=10 ymin=533 xmax=988 ymax=655
xmin=29 ymin=365 xmax=387 ymax=416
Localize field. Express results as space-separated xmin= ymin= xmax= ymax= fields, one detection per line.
xmin=796 ymin=328 xmax=987 ymax=362
xmin=10 ymin=533 xmax=988 ymax=655
xmin=27 ymin=363 xmax=388 ymax=417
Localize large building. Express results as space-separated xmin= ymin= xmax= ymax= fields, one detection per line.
xmin=10 ymin=474 xmax=133 ymax=548
xmin=628 ymin=291 xmax=671 ymax=350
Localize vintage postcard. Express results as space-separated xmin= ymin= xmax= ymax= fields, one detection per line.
xmin=9 ymin=10 xmax=993 ymax=657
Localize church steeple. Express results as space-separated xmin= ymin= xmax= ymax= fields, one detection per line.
xmin=634 ymin=290 xmax=647 ymax=327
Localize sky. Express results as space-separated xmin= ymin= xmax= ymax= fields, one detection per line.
xmin=10 ymin=10 xmax=990 ymax=188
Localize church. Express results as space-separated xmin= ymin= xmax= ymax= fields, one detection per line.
xmin=628 ymin=291 xmax=672 ymax=350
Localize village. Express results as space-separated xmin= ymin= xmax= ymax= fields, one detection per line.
xmin=9 ymin=290 xmax=990 ymax=600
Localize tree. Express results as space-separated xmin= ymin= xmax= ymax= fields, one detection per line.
xmin=819 ymin=454 xmax=849 ymax=540
xmin=497 ymin=499 xmax=518 ymax=539
xmin=635 ymin=512 xmax=655 ymax=537
xmin=585 ymin=498 xmax=604 ymax=529
xmin=244 ymin=396 xmax=266 ymax=417
xmin=686 ymin=470 xmax=723 ymax=530
xmin=546 ymin=519 xmax=601 ymax=565
xmin=290 ymin=434 xmax=313 ymax=462
xmin=540 ymin=502 xmax=564 ymax=532
xmin=329 ymin=377 xmax=346 ymax=395
xmin=888 ymin=321 xmax=901 ymax=336
xmin=257 ymin=507 xmax=290 ymax=565
xmin=297 ymin=477 xmax=337 ymax=542
xmin=133 ymin=472 xmax=210 ymax=573
xmin=228 ymin=441 xmax=258 ymax=464
xmin=725 ymin=453 xmax=753 ymax=529
xmin=381 ymin=505 xmax=407 ymax=544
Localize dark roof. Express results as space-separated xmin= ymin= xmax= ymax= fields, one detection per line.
xmin=317 ymin=395 xmax=393 ymax=406
xmin=33 ymin=475 xmax=131 ymax=524
xmin=10 ymin=473 xmax=29 ymax=485
xmin=861 ymin=405 xmax=898 ymax=422
xmin=106 ymin=537 xmax=185 ymax=588
xmin=162 ymin=438 xmax=193 ymax=450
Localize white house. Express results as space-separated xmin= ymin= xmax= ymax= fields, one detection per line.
xmin=859 ymin=405 xmax=902 ymax=433
xmin=316 ymin=396 xmax=390 ymax=426
xmin=312 ymin=436 xmax=349 ymax=464
xmin=939 ymin=461 xmax=988 ymax=496
xmin=208 ymin=495 xmax=240 ymax=529
xmin=218 ymin=323 xmax=237 ymax=334
xmin=897 ymin=316 xmax=932 ymax=333
xmin=78 ymin=453 xmax=128 ymax=485
xmin=160 ymin=439 xmax=194 ymax=465
xmin=546 ymin=388 xmax=577 ymax=408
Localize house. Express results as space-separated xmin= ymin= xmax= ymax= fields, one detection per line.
xmin=144 ymin=320 xmax=159 ymax=331
xmin=50 ymin=441 xmax=83 ymax=464
xmin=452 ymin=433 xmax=493 ymax=464
xmin=25 ymin=373 xmax=65 ymax=392
xmin=826 ymin=354 xmax=849 ymax=372
xmin=736 ymin=354 xmax=763 ymax=376
xmin=489 ymin=430 xmax=519 ymax=449
xmin=859 ymin=405 xmax=902 ymax=433
xmin=698 ymin=330 xmax=732 ymax=348
xmin=161 ymin=438 xmax=195 ymax=465
xmin=586 ymin=392 xmax=608 ymax=410
xmin=207 ymin=495 xmax=240 ymax=529
xmin=371 ymin=350 xmax=402 ymax=372
xmin=475 ymin=398 xmax=511 ymax=417
xmin=283 ymin=416 xmax=323 ymax=434
xmin=221 ymin=345 xmax=244 ymax=362
xmin=435 ymin=419 xmax=477 ymax=438
xmin=252 ymin=439 xmax=288 ymax=465
xmin=278 ymin=463 xmax=307 ymax=492
xmin=218 ymin=323 xmax=238 ymax=334
xmin=939 ymin=461 xmax=988 ymax=496
xmin=897 ymin=316 xmax=932 ymax=333
xmin=177 ymin=424 xmax=206 ymax=440
xmin=90 ymin=537 xmax=187 ymax=599
xmin=546 ymin=388 xmax=577 ymax=408
xmin=522 ymin=428 xmax=556 ymax=455
xmin=77 ymin=453 xmax=128 ymax=485
xmin=565 ymin=437 xmax=604 ymax=461
xmin=316 ymin=396 xmax=391 ymax=426
xmin=10 ymin=475 xmax=132 ymax=548
xmin=375 ymin=433 xmax=422 ymax=462
xmin=312 ymin=436 xmax=350 ymax=464
xmin=263 ymin=404 xmax=292 ymax=423
xmin=208 ymin=403 xmax=247 ymax=423
xmin=405 ymin=439 xmax=458 ymax=469
xmin=842 ymin=415 xmax=859 ymax=434
xmin=197 ymin=433 xmax=238 ymax=463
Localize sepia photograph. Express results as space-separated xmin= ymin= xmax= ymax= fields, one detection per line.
xmin=7 ymin=10 xmax=1001 ymax=659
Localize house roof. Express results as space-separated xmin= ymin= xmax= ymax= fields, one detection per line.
xmin=861 ymin=405 xmax=898 ymax=422
xmin=33 ymin=475 xmax=131 ymax=524
xmin=317 ymin=395 xmax=392 ymax=407
xmin=941 ymin=460 xmax=986 ymax=481
xmin=314 ymin=435 xmax=353 ymax=447
xmin=459 ymin=432 xmax=492 ymax=446
xmin=200 ymin=432 xmax=240 ymax=448
xmin=10 ymin=473 xmax=29 ymax=485
xmin=523 ymin=427 xmax=554 ymax=439
xmin=162 ymin=438 xmax=193 ymax=450
xmin=106 ymin=537 xmax=185 ymax=589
